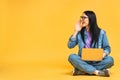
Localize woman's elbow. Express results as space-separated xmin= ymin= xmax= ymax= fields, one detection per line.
xmin=68 ymin=43 xmax=75 ymax=49
xmin=68 ymin=44 xmax=73 ymax=49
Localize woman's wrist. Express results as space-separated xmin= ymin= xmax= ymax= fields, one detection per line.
xmin=72 ymin=31 xmax=79 ymax=38
xmin=103 ymin=53 xmax=107 ymax=58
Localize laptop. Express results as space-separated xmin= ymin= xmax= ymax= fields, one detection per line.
xmin=81 ymin=48 xmax=103 ymax=61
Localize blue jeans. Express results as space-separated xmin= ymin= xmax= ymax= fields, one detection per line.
xmin=68 ymin=54 xmax=114 ymax=74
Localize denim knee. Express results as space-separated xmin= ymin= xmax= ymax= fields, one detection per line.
xmin=68 ymin=54 xmax=76 ymax=63
xmin=106 ymin=56 xmax=114 ymax=66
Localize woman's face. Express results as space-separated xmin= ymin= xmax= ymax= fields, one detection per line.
xmin=80 ymin=13 xmax=89 ymax=27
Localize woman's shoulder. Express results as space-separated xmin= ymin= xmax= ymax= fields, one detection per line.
xmin=100 ymin=29 xmax=106 ymax=34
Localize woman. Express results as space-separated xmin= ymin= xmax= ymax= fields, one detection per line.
xmin=68 ymin=10 xmax=114 ymax=77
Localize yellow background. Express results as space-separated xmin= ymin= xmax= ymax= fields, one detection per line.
xmin=0 ymin=0 xmax=120 ymax=80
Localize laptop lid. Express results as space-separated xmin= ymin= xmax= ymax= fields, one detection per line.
xmin=81 ymin=48 xmax=103 ymax=61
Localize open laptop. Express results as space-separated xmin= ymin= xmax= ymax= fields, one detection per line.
xmin=81 ymin=48 xmax=103 ymax=61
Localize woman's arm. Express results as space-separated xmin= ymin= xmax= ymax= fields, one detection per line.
xmin=68 ymin=31 xmax=79 ymax=48
xmin=102 ymin=31 xmax=111 ymax=56
xmin=68 ymin=20 xmax=83 ymax=48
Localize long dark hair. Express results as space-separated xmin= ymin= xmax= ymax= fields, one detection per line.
xmin=80 ymin=10 xmax=101 ymax=47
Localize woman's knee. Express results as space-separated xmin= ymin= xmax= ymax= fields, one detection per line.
xmin=106 ymin=56 xmax=114 ymax=65
xmin=68 ymin=54 xmax=77 ymax=62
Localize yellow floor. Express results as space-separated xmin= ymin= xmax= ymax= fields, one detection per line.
xmin=0 ymin=51 xmax=119 ymax=80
